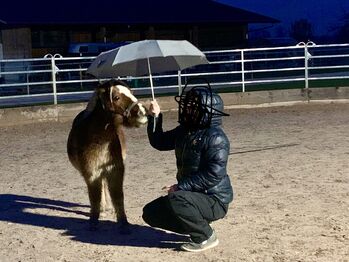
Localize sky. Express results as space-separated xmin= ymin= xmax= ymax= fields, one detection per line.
xmin=216 ymin=0 xmax=349 ymax=37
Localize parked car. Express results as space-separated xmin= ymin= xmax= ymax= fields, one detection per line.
xmin=67 ymin=42 xmax=132 ymax=56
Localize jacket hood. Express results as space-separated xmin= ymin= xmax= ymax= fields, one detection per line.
xmin=176 ymin=86 xmax=229 ymax=129
xmin=193 ymin=87 xmax=226 ymax=127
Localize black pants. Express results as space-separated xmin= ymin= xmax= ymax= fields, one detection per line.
xmin=142 ymin=190 xmax=228 ymax=243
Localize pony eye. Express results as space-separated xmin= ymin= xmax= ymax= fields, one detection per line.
xmin=113 ymin=96 xmax=120 ymax=101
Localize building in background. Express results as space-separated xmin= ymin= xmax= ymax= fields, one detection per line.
xmin=0 ymin=0 xmax=277 ymax=59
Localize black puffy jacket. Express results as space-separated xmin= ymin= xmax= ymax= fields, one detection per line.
xmin=147 ymin=114 xmax=233 ymax=205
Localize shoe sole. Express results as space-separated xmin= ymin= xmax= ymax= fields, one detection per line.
xmin=180 ymin=239 xmax=219 ymax=252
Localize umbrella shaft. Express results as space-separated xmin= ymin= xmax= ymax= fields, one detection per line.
xmin=147 ymin=58 xmax=155 ymax=101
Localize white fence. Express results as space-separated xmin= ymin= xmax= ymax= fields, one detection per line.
xmin=1 ymin=42 xmax=349 ymax=107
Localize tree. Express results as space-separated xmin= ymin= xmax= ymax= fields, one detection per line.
xmin=289 ymin=19 xmax=313 ymax=42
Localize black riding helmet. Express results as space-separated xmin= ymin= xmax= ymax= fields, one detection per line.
xmin=175 ymin=79 xmax=229 ymax=129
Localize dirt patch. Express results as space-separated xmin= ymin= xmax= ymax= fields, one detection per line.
xmin=0 ymin=103 xmax=348 ymax=261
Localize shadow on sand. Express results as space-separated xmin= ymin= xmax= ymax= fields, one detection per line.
xmin=0 ymin=194 xmax=187 ymax=249
xmin=229 ymin=143 xmax=300 ymax=155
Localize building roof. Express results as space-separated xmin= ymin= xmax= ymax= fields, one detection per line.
xmin=0 ymin=0 xmax=278 ymax=27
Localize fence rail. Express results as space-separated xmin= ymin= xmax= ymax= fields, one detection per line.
xmin=1 ymin=42 xmax=349 ymax=107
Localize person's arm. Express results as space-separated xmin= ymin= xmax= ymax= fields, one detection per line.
xmin=177 ymin=132 xmax=230 ymax=192
xmin=147 ymin=100 xmax=178 ymax=151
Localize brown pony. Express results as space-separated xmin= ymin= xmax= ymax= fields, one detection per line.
xmin=67 ymin=79 xmax=148 ymax=232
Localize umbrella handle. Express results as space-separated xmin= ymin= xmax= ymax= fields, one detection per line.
xmin=147 ymin=57 xmax=156 ymax=132
xmin=151 ymin=78 xmax=156 ymax=132
xmin=147 ymin=58 xmax=155 ymax=101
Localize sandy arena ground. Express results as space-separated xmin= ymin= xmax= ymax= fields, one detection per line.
xmin=0 ymin=102 xmax=348 ymax=262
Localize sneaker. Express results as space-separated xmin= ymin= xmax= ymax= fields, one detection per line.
xmin=180 ymin=230 xmax=219 ymax=252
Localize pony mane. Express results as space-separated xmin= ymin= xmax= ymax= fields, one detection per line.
xmin=85 ymin=79 xmax=131 ymax=113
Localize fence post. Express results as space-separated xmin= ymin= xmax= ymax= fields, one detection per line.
xmin=26 ymin=65 xmax=30 ymax=95
xmin=50 ymin=56 xmax=58 ymax=105
xmin=45 ymin=53 xmax=62 ymax=105
xmin=240 ymin=50 xmax=245 ymax=92
xmin=305 ymin=41 xmax=315 ymax=90
xmin=304 ymin=44 xmax=309 ymax=89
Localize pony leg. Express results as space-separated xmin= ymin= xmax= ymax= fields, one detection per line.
xmin=106 ymin=168 xmax=130 ymax=233
xmin=100 ymin=178 xmax=112 ymax=215
xmin=86 ymin=177 xmax=103 ymax=229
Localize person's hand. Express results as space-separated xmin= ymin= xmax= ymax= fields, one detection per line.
xmin=162 ymin=184 xmax=178 ymax=194
xmin=149 ymin=100 xmax=160 ymax=117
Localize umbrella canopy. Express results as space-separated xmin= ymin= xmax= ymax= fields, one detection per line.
xmin=87 ymin=39 xmax=209 ymax=78
xmin=87 ymin=39 xmax=209 ymax=132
